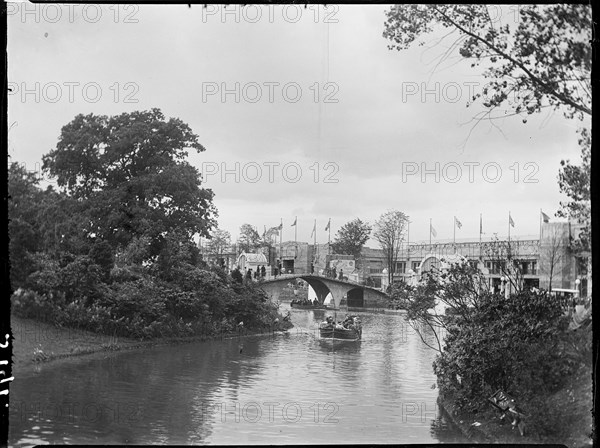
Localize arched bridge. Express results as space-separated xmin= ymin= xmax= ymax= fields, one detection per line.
xmin=259 ymin=274 xmax=390 ymax=309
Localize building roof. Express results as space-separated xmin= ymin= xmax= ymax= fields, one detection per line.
xmin=237 ymin=252 xmax=268 ymax=264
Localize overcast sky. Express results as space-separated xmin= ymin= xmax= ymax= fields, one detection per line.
xmin=8 ymin=4 xmax=589 ymax=247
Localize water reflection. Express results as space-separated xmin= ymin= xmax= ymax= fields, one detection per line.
xmin=10 ymin=311 xmax=466 ymax=445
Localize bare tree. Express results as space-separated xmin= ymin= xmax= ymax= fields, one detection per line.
xmin=481 ymin=237 xmax=525 ymax=294
xmin=540 ymin=225 xmax=565 ymax=292
xmin=373 ymin=210 xmax=409 ymax=288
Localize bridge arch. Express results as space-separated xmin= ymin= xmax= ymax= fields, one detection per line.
xmin=258 ymin=275 xmax=388 ymax=309
xmin=346 ymin=288 xmax=364 ymax=307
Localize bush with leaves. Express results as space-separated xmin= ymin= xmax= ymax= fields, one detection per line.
xmin=405 ymin=260 xmax=586 ymax=439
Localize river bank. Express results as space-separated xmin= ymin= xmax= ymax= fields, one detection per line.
xmin=10 ymin=315 xmax=292 ymax=377
xmin=437 ymin=366 xmax=593 ymax=448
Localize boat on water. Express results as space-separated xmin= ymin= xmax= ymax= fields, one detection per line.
xmin=291 ymin=300 xmax=337 ymax=310
xmin=291 ymin=302 xmax=329 ymax=310
xmin=319 ymin=315 xmax=362 ymax=341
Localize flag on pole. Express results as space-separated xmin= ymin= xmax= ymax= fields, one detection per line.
xmin=455 ymin=217 xmax=462 ymax=229
xmin=509 ymin=213 xmax=515 ymax=228
xmin=541 ymin=211 xmax=550 ymax=223
xmin=291 ymin=218 xmax=297 ymax=226
xmin=277 ymin=223 xmax=283 ymax=230
xmin=311 ymin=221 xmax=316 ymax=237
xmin=430 ymin=224 xmax=437 ymax=238
xmin=325 ymin=218 xmax=330 ymax=231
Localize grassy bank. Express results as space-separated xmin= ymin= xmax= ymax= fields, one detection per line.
xmin=10 ymin=315 xmax=292 ymax=377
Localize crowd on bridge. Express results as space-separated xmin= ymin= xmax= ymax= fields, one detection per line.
xmin=323 ymin=266 xmax=345 ymax=281
xmin=230 ymin=260 xmax=297 ymax=284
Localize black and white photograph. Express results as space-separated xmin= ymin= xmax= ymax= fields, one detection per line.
xmin=4 ymin=3 xmax=593 ymax=446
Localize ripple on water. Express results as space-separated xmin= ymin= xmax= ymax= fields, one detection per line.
xmin=10 ymin=312 xmax=466 ymax=445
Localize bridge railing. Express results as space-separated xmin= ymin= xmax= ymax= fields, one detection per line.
xmin=259 ymin=272 xmax=380 ymax=289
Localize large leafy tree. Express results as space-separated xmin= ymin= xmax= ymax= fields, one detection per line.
xmin=383 ymin=5 xmax=591 ymax=121
xmin=8 ymin=163 xmax=44 ymax=286
xmin=330 ymin=218 xmax=372 ymax=267
xmin=237 ymin=224 xmax=261 ymax=254
xmin=373 ymin=210 xmax=408 ymax=287
xmin=8 ymin=163 xmax=91 ymax=286
xmin=557 ymin=127 xmax=591 ymax=253
xmin=42 ymin=109 xmax=217 ymax=254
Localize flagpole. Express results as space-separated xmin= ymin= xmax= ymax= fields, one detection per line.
xmin=407 ymin=220 xmax=410 ymax=258
xmin=508 ymin=212 xmax=511 ymax=242
xmin=539 ymin=208 xmax=542 ymax=242
xmin=328 ymin=219 xmax=331 ymax=255
xmin=295 ymin=216 xmax=297 ymax=245
xmin=429 ymin=218 xmax=432 ymax=246
xmin=280 ymin=218 xmax=283 ymax=261
xmin=313 ymin=219 xmax=317 ymax=260
xmin=479 ymin=213 xmax=482 ymax=259
xmin=453 ymin=216 xmax=456 ymax=245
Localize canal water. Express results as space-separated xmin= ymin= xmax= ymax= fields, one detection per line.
xmin=9 ymin=308 xmax=467 ymax=445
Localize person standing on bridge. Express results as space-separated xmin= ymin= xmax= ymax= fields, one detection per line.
xmin=310 ymin=262 xmax=314 ymax=274
xmin=332 ymin=267 xmax=337 ymax=280
xmin=261 ymin=265 xmax=266 ymax=278
xmin=339 ymin=269 xmax=343 ymax=280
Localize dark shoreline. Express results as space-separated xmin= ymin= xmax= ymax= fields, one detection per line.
xmin=11 ymin=315 xmax=292 ymax=376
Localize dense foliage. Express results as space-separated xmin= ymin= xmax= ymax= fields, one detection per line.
xmin=402 ymin=260 xmax=591 ymax=440
xmin=557 ymin=127 xmax=591 ymax=253
xmin=9 ymin=110 xmax=286 ymax=339
xmin=330 ymin=218 xmax=372 ymax=267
